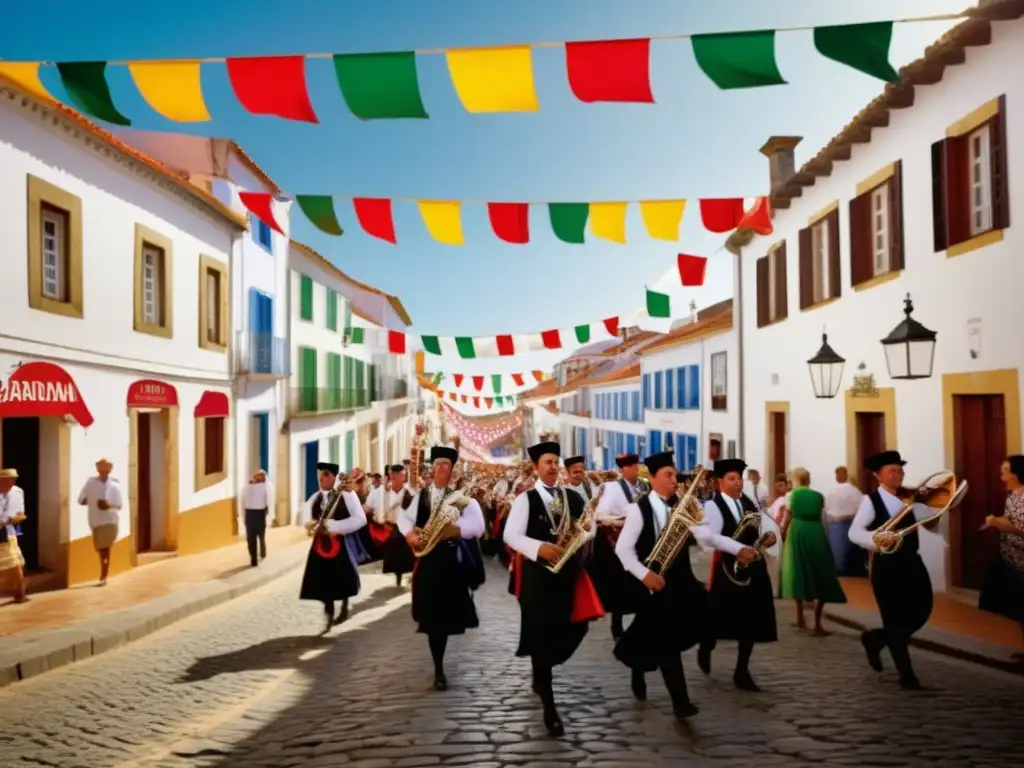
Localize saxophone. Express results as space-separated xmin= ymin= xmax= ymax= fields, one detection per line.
xmin=547 ymin=485 xmax=605 ymax=574
xmin=726 ymin=512 xmax=772 ymax=586
xmin=644 ymin=468 xmax=706 ymax=575
xmin=412 ymin=488 xmax=469 ymax=558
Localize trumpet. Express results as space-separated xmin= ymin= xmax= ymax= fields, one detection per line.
xmin=871 ymin=471 xmax=967 ymax=556
xmin=548 ymin=485 xmax=605 ymax=574
xmin=645 ymin=469 xmax=706 ymax=576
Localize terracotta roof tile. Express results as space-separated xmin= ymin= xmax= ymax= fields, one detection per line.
xmin=637 ymin=311 xmax=733 ymax=356
xmin=586 ymin=362 xmax=642 ymax=387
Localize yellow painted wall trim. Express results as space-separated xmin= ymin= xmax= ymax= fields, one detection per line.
xmin=853 ymin=270 xmax=901 ymax=293
xmin=133 ymin=223 xmax=174 ymax=339
xmin=177 ymin=496 xmax=238 ymax=556
xmin=128 ymin=406 xmax=181 ymax=558
xmin=195 ymin=415 xmax=229 ymax=491
xmin=855 ymin=163 xmax=897 ymax=196
xmin=844 ymin=387 xmax=898 ymax=489
xmin=801 ymin=296 xmax=840 ymax=314
xmin=26 ymin=175 xmax=84 ymax=319
xmin=947 ymin=228 xmax=1004 ymax=259
xmin=764 ymin=401 xmax=790 ymax=481
xmin=197 ymin=254 xmax=230 ymax=353
xmin=68 ymin=534 xmax=134 ymax=586
xmin=946 ymin=97 xmax=1001 ymax=138
xmin=808 ymin=200 xmax=838 ymax=227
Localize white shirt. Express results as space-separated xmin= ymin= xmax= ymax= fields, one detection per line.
xmin=366 ymin=484 xmax=410 ymax=524
xmin=769 ymin=493 xmax=790 ymax=525
xmin=615 ymin=494 xmax=744 ymax=583
xmin=396 ymin=485 xmax=486 ymax=539
xmin=1 ymin=486 xmax=25 ymax=537
xmin=505 ymin=484 xmax=571 ymax=563
xmin=848 ymin=487 xmax=932 ymax=552
xmin=241 ymin=480 xmax=274 ymax=511
xmin=701 ymin=495 xmax=780 ymax=556
xmin=826 ymin=482 xmax=864 ymax=523
xmin=744 ymin=482 xmax=769 ymax=511
xmin=596 ymin=479 xmax=638 ymax=519
xmin=568 ymin=482 xmax=591 ymax=504
xmin=78 ymin=476 xmax=124 ymax=529
xmin=303 ymin=489 xmax=367 ymax=536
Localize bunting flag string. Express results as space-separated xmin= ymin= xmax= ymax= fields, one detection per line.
xmin=436 ymin=391 xmax=519 ymax=410
xmin=0 ymin=15 xmax=957 ymax=126
xmin=240 ymin=189 xmax=772 ymax=244
xmin=441 ymin=403 xmax=522 ymax=442
xmin=425 ymin=370 xmax=548 ymax=395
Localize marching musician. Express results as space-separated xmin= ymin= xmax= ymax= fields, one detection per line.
xmin=504 ymin=441 xmax=599 ymax=737
xmin=299 ymin=462 xmax=367 ymax=633
xmin=397 ymin=446 xmax=485 ymax=691
xmin=697 ymin=458 xmax=779 ymax=692
xmin=564 ymin=456 xmax=592 ymax=502
xmin=594 ymin=454 xmax=643 ymax=640
xmin=367 ymin=464 xmax=416 ymax=587
xmin=848 ymin=450 xmax=939 ymax=690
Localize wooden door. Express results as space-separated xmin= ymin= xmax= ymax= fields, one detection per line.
xmin=770 ymin=412 xmax=787 ymax=479
xmin=136 ymin=413 xmax=152 ymax=552
xmin=1 ymin=418 xmax=40 ymax=571
xmin=855 ymin=412 xmax=886 ymax=494
xmin=953 ymin=394 xmax=1006 ymax=589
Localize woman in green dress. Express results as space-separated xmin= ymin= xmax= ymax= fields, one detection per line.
xmin=781 ymin=467 xmax=847 ymax=635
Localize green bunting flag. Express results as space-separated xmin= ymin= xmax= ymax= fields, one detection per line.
xmin=421 ymin=336 xmax=442 ymax=355
xmin=454 ymin=337 xmax=476 ymax=359
xmin=346 ymin=326 xmax=365 ymax=344
xmin=691 ymin=31 xmax=786 ymax=90
xmin=491 ymin=374 xmax=502 ymax=394
xmin=333 ymin=51 xmax=429 ymax=120
xmin=548 ymin=203 xmax=589 ymax=244
xmin=814 ymin=22 xmax=899 ymax=83
xmin=495 ymin=396 xmax=504 ymax=406
xmin=56 ymin=61 xmax=131 ymax=125
xmin=574 ymin=324 xmax=591 ymax=344
xmin=296 ymin=195 xmax=344 ymax=236
xmin=646 ymin=287 xmax=671 ymax=319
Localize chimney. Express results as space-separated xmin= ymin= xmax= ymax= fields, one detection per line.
xmin=759 ymin=136 xmax=802 ymax=194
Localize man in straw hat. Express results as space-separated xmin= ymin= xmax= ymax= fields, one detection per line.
xmin=77 ymin=458 xmax=124 ymax=585
xmin=0 ymin=468 xmax=27 ymax=602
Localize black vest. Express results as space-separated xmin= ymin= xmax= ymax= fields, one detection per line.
xmin=618 ymin=478 xmax=636 ymax=503
xmin=524 ymin=488 xmax=585 ymax=543
xmin=415 ymin=486 xmax=457 ymax=529
xmin=712 ymin=493 xmax=758 ymax=544
xmin=315 ymin=490 xmax=350 ymax=522
xmin=635 ymin=495 xmax=695 ymax=579
xmin=868 ymin=490 xmax=920 ymax=557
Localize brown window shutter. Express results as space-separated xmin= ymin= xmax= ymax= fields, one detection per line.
xmin=992 ymin=94 xmax=1010 ymax=230
xmin=849 ymin=192 xmax=871 ymax=286
xmin=756 ymin=257 xmax=769 ymax=328
xmin=798 ymin=226 xmax=812 ymax=309
xmin=931 ymin=139 xmax=948 ymax=252
xmin=888 ymin=160 xmax=905 ymax=271
xmin=826 ymin=208 xmax=842 ymax=297
xmin=776 ymin=242 xmax=789 ymax=320
xmin=945 ymin=135 xmax=971 ymax=246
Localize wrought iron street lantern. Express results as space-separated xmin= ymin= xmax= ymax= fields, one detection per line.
xmin=881 ymin=293 xmax=937 ymax=380
xmin=807 ymin=331 xmax=845 ymax=399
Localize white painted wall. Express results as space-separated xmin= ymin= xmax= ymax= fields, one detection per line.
xmin=738 ymin=19 xmax=1024 ymax=589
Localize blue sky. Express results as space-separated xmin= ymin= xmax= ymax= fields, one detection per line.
xmin=1 ymin=0 xmax=969 ymax=390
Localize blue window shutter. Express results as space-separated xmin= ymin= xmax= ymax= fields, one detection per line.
xmin=666 ymin=369 xmax=675 ymax=409
xmin=688 ymin=365 xmax=700 ymax=409
xmin=687 ymin=434 xmax=698 ymax=469
xmin=263 ymin=294 xmax=274 ymax=333
xmin=654 ymin=371 xmax=663 ymax=410
xmin=676 ymin=367 xmax=685 ymax=408
xmin=248 ymin=287 xmax=261 ymax=331
xmin=643 ymin=374 xmax=651 ymax=409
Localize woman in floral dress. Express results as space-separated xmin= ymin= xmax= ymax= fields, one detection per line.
xmin=979 ymin=455 xmax=1024 ymax=660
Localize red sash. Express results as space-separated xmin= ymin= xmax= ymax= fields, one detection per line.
xmin=571 ymin=570 xmax=605 ymax=623
xmin=369 ymin=522 xmax=392 ymax=546
xmin=512 ymin=551 xmax=524 ymax=598
xmin=314 ymin=534 xmax=342 ymax=559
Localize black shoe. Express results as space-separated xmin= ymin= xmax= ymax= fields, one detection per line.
xmin=321 ymin=613 xmax=334 ymax=634
xmin=630 ymin=671 xmax=647 ymax=702
xmin=861 ymin=633 xmax=883 ymax=672
xmin=733 ymin=671 xmax=761 ymax=692
xmin=673 ymin=702 xmax=700 ymax=719
xmin=697 ymin=647 xmax=712 ymax=676
xmin=334 ymin=600 xmax=349 ymax=625
xmin=433 ymin=673 xmax=448 ymax=691
xmin=395 ymin=574 xmax=402 ymax=587
xmin=250 ymin=560 xmax=258 ymax=567
xmin=899 ymin=676 xmax=923 ymax=691
xmin=543 ymin=707 xmax=565 ymax=737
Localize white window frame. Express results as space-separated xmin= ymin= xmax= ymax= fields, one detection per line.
xmin=871 ymin=183 xmax=890 ymax=276
xmin=969 ymin=123 xmax=993 ymax=237
xmin=141 ymin=243 xmax=163 ymax=326
xmin=810 ymin=217 xmax=830 ymax=304
xmin=41 ymin=206 xmax=67 ymax=302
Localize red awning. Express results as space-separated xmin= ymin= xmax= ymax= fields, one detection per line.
xmin=0 ymin=361 xmax=94 ymax=427
xmin=194 ymin=390 xmax=229 ymax=419
xmin=127 ymin=379 xmax=178 ymax=408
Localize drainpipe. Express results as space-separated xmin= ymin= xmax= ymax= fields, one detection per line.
xmin=231 ymin=230 xmax=242 ymax=535
xmin=699 ymin=338 xmax=705 ymax=465
xmin=730 ymin=241 xmax=746 ymax=458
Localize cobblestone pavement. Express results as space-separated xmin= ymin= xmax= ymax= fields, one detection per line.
xmin=1 ymin=559 xmax=1020 ymax=768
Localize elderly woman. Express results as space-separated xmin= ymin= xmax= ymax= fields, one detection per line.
xmin=780 ymin=467 xmax=847 ymax=635
xmin=979 ymin=455 xmax=1024 ymax=660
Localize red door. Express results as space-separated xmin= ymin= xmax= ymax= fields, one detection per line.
xmin=855 ymin=412 xmax=886 ymax=494
xmin=771 ymin=412 xmax=787 ymax=480
xmin=136 ymin=413 xmax=152 ymax=552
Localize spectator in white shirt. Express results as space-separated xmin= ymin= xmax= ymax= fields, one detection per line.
xmin=824 ymin=466 xmax=865 ymax=576
xmin=744 ymin=469 xmax=769 ymax=512
xmin=77 ymin=459 xmax=124 ymax=586
xmin=241 ymin=470 xmax=274 ymax=567
xmin=0 ymin=468 xmax=28 ymax=602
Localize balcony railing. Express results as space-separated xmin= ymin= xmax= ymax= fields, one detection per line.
xmin=374 ymin=376 xmax=409 ymax=401
xmin=236 ymin=332 xmax=290 ymax=377
xmin=290 ymin=387 xmax=370 ymax=415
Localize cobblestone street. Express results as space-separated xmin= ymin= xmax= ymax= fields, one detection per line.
xmin=1 ymin=559 xmax=1020 ymax=768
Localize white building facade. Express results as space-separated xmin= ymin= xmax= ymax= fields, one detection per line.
xmin=731 ymin=10 xmax=1023 ymax=592
xmin=590 ymin=373 xmax=645 ymax=470
xmin=0 ymin=79 xmax=244 ymax=585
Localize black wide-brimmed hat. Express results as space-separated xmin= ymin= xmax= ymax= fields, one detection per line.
xmin=864 ymin=450 xmax=906 ymax=473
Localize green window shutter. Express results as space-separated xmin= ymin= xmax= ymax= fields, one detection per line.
xmin=299 ymin=347 xmax=318 ymax=411
xmin=326 ymin=352 xmax=342 ymax=409
xmin=329 ymin=436 xmax=340 ymax=463
xmin=344 ymin=430 xmax=355 ymax=472
xmin=368 ymin=363 xmax=378 ymax=401
xmin=300 ymin=275 xmax=314 ymax=321
xmin=343 ymin=355 xmax=355 ymax=407
xmin=326 ymin=289 xmax=338 ymax=331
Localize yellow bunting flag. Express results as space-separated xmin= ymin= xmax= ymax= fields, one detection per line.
xmin=0 ymin=62 xmax=51 ymax=100
xmin=589 ymin=202 xmax=629 ymax=244
xmin=640 ymin=199 xmax=687 ymax=241
xmin=128 ymin=60 xmax=211 ymax=122
xmin=446 ymin=46 xmax=539 ymax=114
xmin=418 ymin=201 xmax=465 ymax=245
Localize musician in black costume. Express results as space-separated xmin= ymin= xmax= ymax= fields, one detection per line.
xmin=504 ymin=441 xmax=597 ymax=737
xmin=848 ymin=450 xmax=940 ymax=690
xmin=615 ymin=452 xmax=759 ymax=718
xmin=595 ymin=454 xmax=644 ymax=639
xmin=397 ymin=446 xmax=485 ymax=691
xmin=299 ymin=462 xmax=368 ymax=634
xmin=697 ymin=458 xmax=778 ymax=691
xmin=371 ymin=464 xmax=416 ymax=587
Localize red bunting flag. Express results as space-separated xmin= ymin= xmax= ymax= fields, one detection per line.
xmin=737 ymin=196 xmax=774 ymax=235
xmin=532 ymin=371 xmax=545 ymax=382
xmin=225 ymin=56 xmax=318 ymax=123
xmin=485 ymin=397 xmax=494 ymax=408
xmin=487 ymin=202 xmax=530 ymax=244
xmin=565 ymin=38 xmax=654 ymax=103
xmin=699 ymin=198 xmax=746 ymax=233
xmin=540 ymin=330 xmax=561 ymax=349
xmin=677 ymin=254 xmax=708 ymax=286
xmin=461 ymin=395 xmax=468 ymax=404
xmin=449 ymin=392 xmax=456 ymax=401
xmin=238 ymin=192 xmax=284 ymax=233
xmin=473 ymin=396 xmax=481 ymax=408
xmin=602 ymin=317 xmax=620 ymax=337
xmin=511 ymin=373 xmax=525 ymax=387
xmin=453 ymin=374 xmax=464 ymax=387
xmin=387 ymin=330 xmax=406 ymax=354
xmin=496 ymin=335 xmax=515 ymax=356
xmin=353 ymin=198 xmax=397 ymax=243
xmin=472 ymin=376 xmax=484 ymax=391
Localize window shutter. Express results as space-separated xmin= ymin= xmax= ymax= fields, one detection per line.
xmin=888 ymin=160 xmax=905 ymax=270
xmin=848 ymin=192 xmax=871 ymax=286
xmin=826 ymin=208 xmax=842 ymax=298
xmin=248 ymin=287 xmax=261 ymax=331
xmin=992 ymin=95 xmax=1010 ymax=230
xmin=798 ymin=226 xmax=812 ymax=309
xmin=756 ymin=257 xmax=769 ymax=327
xmin=300 ymin=275 xmax=314 ymax=320
xmin=945 ymin=136 xmax=971 ymax=247
xmin=775 ymin=242 xmax=789 ymax=320
xmin=931 ymin=140 xmax=948 ymax=251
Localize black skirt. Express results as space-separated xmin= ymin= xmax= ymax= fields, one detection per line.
xmin=707 ymin=553 xmax=778 ymax=644
xmin=615 ymin=572 xmax=710 ymax=672
xmin=589 ymin=530 xmax=639 ymax=615
xmin=299 ymin=536 xmax=360 ymax=602
xmin=411 ymin=539 xmax=479 ymax=636
xmin=870 ymin=551 xmax=933 ymax=635
xmin=516 ymin=558 xmax=588 ymax=666
xmin=382 ymin=527 xmax=415 ymax=575
xmin=979 ymin=557 xmax=1024 ymax=622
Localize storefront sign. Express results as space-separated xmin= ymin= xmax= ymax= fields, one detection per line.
xmin=127 ymin=379 xmax=178 ymax=408
xmin=0 ymin=361 xmax=94 ymax=427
